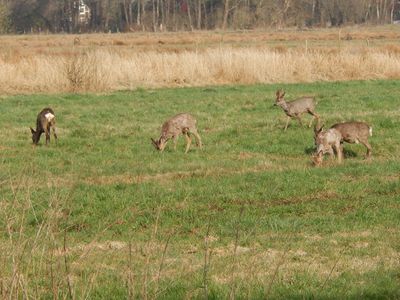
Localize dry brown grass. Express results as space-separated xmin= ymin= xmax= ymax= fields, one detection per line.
xmin=0 ymin=26 xmax=400 ymax=94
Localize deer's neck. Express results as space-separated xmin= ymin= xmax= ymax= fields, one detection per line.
xmin=278 ymin=100 xmax=290 ymax=113
xmin=33 ymin=130 xmax=42 ymax=144
xmin=161 ymin=130 xmax=170 ymax=141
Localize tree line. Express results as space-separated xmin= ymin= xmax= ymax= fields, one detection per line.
xmin=0 ymin=0 xmax=399 ymax=34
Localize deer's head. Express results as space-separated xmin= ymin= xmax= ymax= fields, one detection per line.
xmin=30 ymin=127 xmax=39 ymax=144
xmin=274 ymin=89 xmax=285 ymax=107
xmin=313 ymin=123 xmax=328 ymax=166
xmin=314 ymin=127 xmax=331 ymax=155
xmin=312 ymin=152 xmax=324 ymax=167
xmin=151 ymin=137 xmax=167 ymax=152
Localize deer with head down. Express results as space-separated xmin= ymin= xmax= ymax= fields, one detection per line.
xmin=313 ymin=121 xmax=372 ymax=166
xmin=30 ymin=107 xmax=58 ymax=145
xmin=275 ymin=89 xmax=319 ymax=131
xmin=313 ymin=122 xmax=343 ymax=166
xmin=151 ymin=113 xmax=202 ymax=154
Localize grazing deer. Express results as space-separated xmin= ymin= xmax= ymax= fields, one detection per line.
xmin=313 ymin=121 xmax=372 ymax=166
xmin=275 ymin=89 xmax=319 ymax=131
xmin=331 ymin=121 xmax=372 ymax=158
xmin=30 ymin=108 xmax=57 ymax=145
xmin=313 ymin=124 xmax=343 ymax=166
xmin=151 ymin=113 xmax=202 ymax=153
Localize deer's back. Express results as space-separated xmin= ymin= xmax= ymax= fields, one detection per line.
xmin=287 ymin=97 xmax=315 ymax=114
xmin=37 ymin=108 xmax=55 ymax=130
xmin=162 ymin=113 xmax=197 ymax=135
xmin=324 ymin=128 xmax=342 ymax=145
xmin=331 ymin=122 xmax=370 ymax=141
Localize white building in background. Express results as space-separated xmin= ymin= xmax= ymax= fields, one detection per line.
xmin=78 ymin=0 xmax=91 ymax=24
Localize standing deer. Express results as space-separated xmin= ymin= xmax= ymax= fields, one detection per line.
xmin=151 ymin=113 xmax=202 ymax=153
xmin=30 ymin=108 xmax=58 ymax=145
xmin=313 ymin=121 xmax=372 ymax=166
xmin=275 ymin=89 xmax=319 ymax=131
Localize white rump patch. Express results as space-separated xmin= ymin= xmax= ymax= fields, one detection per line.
xmin=369 ymin=127 xmax=372 ymax=136
xmin=45 ymin=113 xmax=55 ymax=122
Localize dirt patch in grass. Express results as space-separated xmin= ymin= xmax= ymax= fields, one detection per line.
xmin=335 ymin=230 xmax=373 ymax=238
xmin=85 ymin=162 xmax=279 ymax=186
xmin=277 ymin=190 xmax=339 ymax=206
xmin=238 ymin=152 xmax=255 ymax=160
xmin=30 ymin=161 xmax=277 ymax=187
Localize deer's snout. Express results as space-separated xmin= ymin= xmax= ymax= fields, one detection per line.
xmin=312 ymin=152 xmax=323 ymax=167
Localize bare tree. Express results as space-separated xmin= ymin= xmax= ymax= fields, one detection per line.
xmin=1 ymin=0 xmax=399 ymax=33
xmin=222 ymin=0 xmax=230 ymax=30
xmin=187 ymin=0 xmax=193 ymax=31
xmin=196 ymin=0 xmax=201 ymax=29
xmin=390 ymin=0 xmax=395 ymax=23
xmin=123 ymin=0 xmax=131 ymax=29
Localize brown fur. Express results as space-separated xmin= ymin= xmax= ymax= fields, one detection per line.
xmin=313 ymin=121 xmax=372 ymax=166
xmin=151 ymin=113 xmax=202 ymax=153
xmin=331 ymin=121 xmax=372 ymax=158
xmin=313 ymin=126 xmax=343 ymax=166
xmin=30 ymin=107 xmax=57 ymax=145
xmin=275 ymin=89 xmax=319 ymax=131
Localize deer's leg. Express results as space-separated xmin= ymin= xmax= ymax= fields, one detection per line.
xmin=340 ymin=143 xmax=344 ymax=157
xmin=172 ymin=135 xmax=179 ymax=151
xmin=284 ymin=116 xmax=291 ymax=131
xmin=360 ymin=139 xmax=372 ymax=159
xmin=334 ymin=142 xmax=343 ymax=164
xmin=192 ymin=129 xmax=202 ymax=149
xmin=51 ymin=123 xmax=58 ymax=143
xmin=295 ymin=115 xmax=303 ymax=127
xmin=308 ymin=118 xmax=314 ymax=128
xmin=184 ymin=133 xmax=192 ymax=154
xmin=308 ymin=110 xmax=319 ymax=128
xmin=45 ymin=126 xmax=50 ymax=145
xmin=327 ymin=147 xmax=335 ymax=160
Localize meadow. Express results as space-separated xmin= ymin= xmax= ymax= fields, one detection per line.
xmin=0 ymin=79 xmax=400 ymax=298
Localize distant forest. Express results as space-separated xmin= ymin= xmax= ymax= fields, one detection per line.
xmin=0 ymin=0 xmax=400 ymax=33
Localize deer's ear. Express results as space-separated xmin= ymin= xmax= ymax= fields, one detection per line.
xmin=30 ymin=127 xmax=35 ymax=134
xmin=314 ymin=122 xmax=324 ymax=135
xmin=151 ymin=138 xmax=158 ymax=147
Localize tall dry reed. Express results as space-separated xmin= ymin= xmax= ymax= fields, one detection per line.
xmin=0 ymin=46 xmax=399 ymax=94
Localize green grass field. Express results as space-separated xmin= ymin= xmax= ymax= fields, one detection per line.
xmin=1 ymin=80 xmax=400 ymax=299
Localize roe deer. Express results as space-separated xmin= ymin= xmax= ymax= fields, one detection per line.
xmin=151 ymin=113 xmax=202 ymax=153
xmin=313 ymin=124 xmax=343 ymax=166
xmin=275 ymin=89 xmax=319 ymax=131
xmin=30 ymin=107 xmax=57 ymax=145
xmin=331 ymin=121 xmax=372 ymax=158
xmin=313 ymin=121 xmax=372 ymax=166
